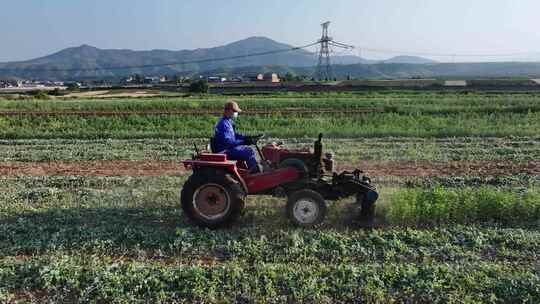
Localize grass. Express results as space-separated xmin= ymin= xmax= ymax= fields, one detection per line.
xmin=385 ymin=186 xmax=540 ymax=226
xmin=0 ymin=111 xmax=539 ymax=139
xmin=1 ymin=92 xmax=540 ymax=139
xmin=1 ymin=258 xmax=538 ymax=303
xmin=1 ymin=137 xmax=539 ymax=162
xmin=0 ymin=91 xmax=538 ymax=302
xmin=0 ymin=176 xmax=539 ymax=302
xmin=2 ymin=91 xmax=540 ymax=113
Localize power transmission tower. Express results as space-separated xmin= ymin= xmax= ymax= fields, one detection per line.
xmin=314 ymin=21 xmax=354 ymax=81
xmin=315 ymin=22 xmax=332 ymax=81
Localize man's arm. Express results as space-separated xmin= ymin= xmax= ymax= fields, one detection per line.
xmin=235 ymin=132 xmax=246 ymax=141
xmin=232 ymin=123 xmax=245 ymax=140
xmin=217 ymin=120 xmax=244 ymax=149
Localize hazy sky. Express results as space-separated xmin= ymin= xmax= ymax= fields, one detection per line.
xmin=2 ymin=0 xmax=540 ymax=62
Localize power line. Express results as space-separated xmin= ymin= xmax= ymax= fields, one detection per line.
xmin=354 ymin=46 xmax=540 ymax=58
xmin=0 ymin=42 xmax=319 ymax=73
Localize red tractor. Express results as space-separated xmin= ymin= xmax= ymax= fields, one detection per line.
xmin=181 ymin=133 xmax=378 ymax=228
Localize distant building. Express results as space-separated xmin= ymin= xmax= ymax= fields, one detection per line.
xmin=207 ymin=76 xmax=227 ymax=83
xmin=244 ymin=73 xmax=264 ymax=82
xmin=263 ymin=73 xmax=280 ymax=83
xmin=444 ymin=80 xmax=467 ymax=87
xmin=143 ymin=76 xmax=164 ymax=84
xmin=244 ymin=73 xmax=280 ymax=83
xmin=229 ymin=77 xmax=243 ymax=83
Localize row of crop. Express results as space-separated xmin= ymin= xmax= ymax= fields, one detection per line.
xmin=1 ymin=183 xmax=538 ymax=260
xmin=1 ymin=177 xmax=537 ymax=302
xmin=1 ymin=137 xmax=539 ymax=162
xmin=385 ymin=186 xmax=540 ymax=226
xmin=1 ymin=93 xmax=540 ymax=112
xmin=2 ymin=177 xmax=538 ymax=228
xmin=2 ymin=175 xmax=538 ymax=195
xmin=0 ymin=256 xmax=538 ymax=303
xmin=3 ymin=207 xmax=539 ymax=263
xmin=0 ymin=111 xmax=539 ymax=139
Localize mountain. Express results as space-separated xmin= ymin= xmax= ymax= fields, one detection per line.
xmin=204 ymin=62 xmax=540 ymax=80
xmin=0 ymin=37 xmax=323 ymax=80
xmin=0 ymin=37 xmax=385 ymax=80
xmin=382 ymin=56 xmax=437 ymax=64
xmin=1 ymin=37 xmax=540 ymax=80
xmin=332 ymin=55 xmax=377 ymax=65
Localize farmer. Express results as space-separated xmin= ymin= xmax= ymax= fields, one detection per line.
xmin=213 ymin=100 xmax=260 ymax=173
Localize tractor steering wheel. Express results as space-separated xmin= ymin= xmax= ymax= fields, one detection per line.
xmin=246 ymin=134 xmax=264 ymax=145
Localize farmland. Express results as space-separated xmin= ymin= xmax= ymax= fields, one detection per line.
xmin=0 ymin=91 xmax=539 ymax=303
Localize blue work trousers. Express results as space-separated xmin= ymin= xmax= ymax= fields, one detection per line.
xmin=226 ymin=146 xmax=257 ymax=171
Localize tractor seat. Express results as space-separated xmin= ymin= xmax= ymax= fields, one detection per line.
xmin=209 ymin=137 xmax=249 ymax=170
xmin=209 ymin=137 xmax=226 ymax=154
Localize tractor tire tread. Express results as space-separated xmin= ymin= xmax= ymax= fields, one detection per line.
xmin=181 ymin=169 xmax=245 ymax=228
xmin=286 ymin=189 xmax=327 ymax=228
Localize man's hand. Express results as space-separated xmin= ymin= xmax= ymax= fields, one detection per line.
xmin=244 ymin=134 xmax=264 ymax=145
xmin=244 ymin=137 xmax=254 ymax=145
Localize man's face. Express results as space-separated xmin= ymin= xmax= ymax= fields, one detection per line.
xmin=224 ymin=108 xmax=235 ymax=118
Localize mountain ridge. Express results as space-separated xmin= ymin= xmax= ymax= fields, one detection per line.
xmin=2 ymin=37 xmax=540 ymax=80
xmin=0 ymin=37 xmax=433 ymax=79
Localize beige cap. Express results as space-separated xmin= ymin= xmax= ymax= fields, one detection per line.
xmin=224 ymin=100 xmax=242 ymax=112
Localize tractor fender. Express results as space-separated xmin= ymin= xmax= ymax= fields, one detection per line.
xmin=185 ymin=160 xmax=248 ymax=193
xmin=279 ymin=158 xmax=309 ymax=179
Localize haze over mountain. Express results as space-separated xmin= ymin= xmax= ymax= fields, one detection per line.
xmin=380 ymin=56 xmax=437 ymax=64
xmin=1 ymin=36 xmax=540 ymax=80
xmin=0 ymin=37 xmax=432 ymax=80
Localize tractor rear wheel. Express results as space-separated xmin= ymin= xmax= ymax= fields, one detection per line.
xmin=181 ymin=169 xmax=245 ymax=228
xmin=286 ymin=189 xmax=327 ymax=227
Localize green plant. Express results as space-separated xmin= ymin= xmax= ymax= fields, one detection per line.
xmin=387 ymin=186 xmax=540 ymax=226
xmin=30 ymin=90 xmax=50 ymax=100
xmin=189 ymin=80 xmax=209 ymax=93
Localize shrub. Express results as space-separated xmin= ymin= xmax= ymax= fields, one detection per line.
xmin=30 ymin=90 xmax=50 ymax=100
xmin=386 ymin=186 xmax=540 ymax=226
xmin=189 ymin=80 xmax=209 ymax=93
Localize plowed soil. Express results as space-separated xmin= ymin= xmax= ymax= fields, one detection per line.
xmin=0 ymin=160 xmax=538 ymax=177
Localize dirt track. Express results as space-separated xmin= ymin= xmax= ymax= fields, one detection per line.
xmin=0 ymin=160 xmax=538 ymax=177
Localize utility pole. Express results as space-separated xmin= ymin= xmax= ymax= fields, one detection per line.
xmin=314 ymin=21 xmax=354 ymax=81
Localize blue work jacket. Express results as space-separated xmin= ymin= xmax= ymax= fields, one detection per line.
xmin=213 ymin=116 xmax=245 ymax=152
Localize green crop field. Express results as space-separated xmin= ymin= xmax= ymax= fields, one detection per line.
xmin=1 ymin=92 xmax=540 ymax=139
xmin=0 ymin=91 xmax=539 ymax=303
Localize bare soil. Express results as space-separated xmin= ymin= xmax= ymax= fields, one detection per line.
xmin=64 ymin=90 xmax=161 ymax=98
xmin=344 ymin=160 xmax=540 ymax=177
xmin=0 ymin=160 xmax=538 ymax=177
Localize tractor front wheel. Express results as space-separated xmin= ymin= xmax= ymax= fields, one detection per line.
xmin=181 ymin=169 xmax=245 ymax=228
xmin=286 ymin=189 xmax=327 ymax=227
